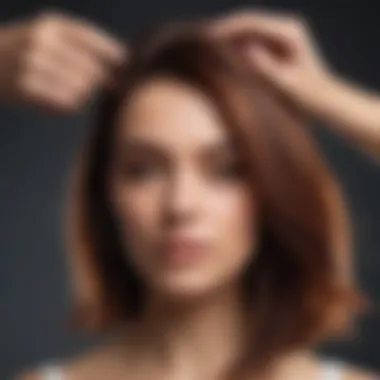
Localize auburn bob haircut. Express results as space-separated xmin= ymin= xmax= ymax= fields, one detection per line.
xmin=64 ymin=20 xmax=364 ymax=377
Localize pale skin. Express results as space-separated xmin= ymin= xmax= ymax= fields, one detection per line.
xmin=4 ymin=8 xmax=379 ymax=380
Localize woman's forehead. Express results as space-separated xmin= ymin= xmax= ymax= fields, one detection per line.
xmin=114 ymin=76 xmax=237 ymax=156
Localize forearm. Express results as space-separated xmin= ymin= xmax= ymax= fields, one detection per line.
xmin=310 ymin=75 xmax=380 ymax=160
xmin=0 ymin=25 xmax=15 ymax=100
xmin=0 ymin=21 xmax=26 ymax=102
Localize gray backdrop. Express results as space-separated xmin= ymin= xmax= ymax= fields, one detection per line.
xmin=1 ymin=0 xmax=379 ymax=379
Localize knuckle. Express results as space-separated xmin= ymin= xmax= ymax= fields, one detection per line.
xmin=218 ymin=8 xmax=252 ymax=23
xmin=239 ymin=9 xmax=258 ymax=22
xmin=29 ymin=10 xmax=66 ymax=46
xmin=37 ymin=9 xmax=65 ymax=27
xmin=287 ymin=14 xmax=307 ymax=33
xmin=28 ymin=25 xmax=53 ymax=51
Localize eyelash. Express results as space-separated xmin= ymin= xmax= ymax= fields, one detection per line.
xmin=214 ymin=162 xmax=246 ymax=179
xmin=121 ymin=163 xmax=158 ymax=180
xmin=120 ymin=161 xmax=246 ymax=181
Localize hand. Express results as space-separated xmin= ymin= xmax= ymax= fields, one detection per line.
xmin=208 ymin=9 xmax=335 ymax=115
xmin=209 ymin=9 xmax=380 ymax=160
xmin=0 ymin=9 xmax=127 ymax=113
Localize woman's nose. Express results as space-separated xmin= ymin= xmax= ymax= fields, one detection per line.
xmin=164 ymin=170 xmax=202 ymax=224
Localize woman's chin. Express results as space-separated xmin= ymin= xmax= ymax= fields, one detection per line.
xmin=150 ymin=273 xmax=219 ymax=301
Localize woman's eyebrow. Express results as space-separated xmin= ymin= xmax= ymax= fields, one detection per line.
xmin=118 ymin=137 xmax=237 ymax=159
xmin=118 ymin=139 xmax=168 ymax=159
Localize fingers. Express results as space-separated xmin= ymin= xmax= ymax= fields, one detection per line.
xmin=209 ymin=9 xmax=308 ymax=48
xmin=18 ymin=42 xmax=107 ymax=111
xmin=46 ymin=41 xmax=110 ymax=86
xmin=245 ymin=44 xmax=279 ymax=79
xmin=19 ymin=70 xmax=82 ymax=112
xmin=35 ymin=10 xmax=127 ymax=65
xmin=17 ymin=10 xmax=128 ymax=111
xmin=62 ymin=16 xmax=127 ymax=66
xmin=204 ymin=9 xmax=328 ymax=113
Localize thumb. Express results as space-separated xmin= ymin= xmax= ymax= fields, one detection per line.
xmin=245 ymin=45 xmax=281 ymax=81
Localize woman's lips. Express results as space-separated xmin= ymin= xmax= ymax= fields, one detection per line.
xmin=159 ymin=238 xmax=209 ymax=266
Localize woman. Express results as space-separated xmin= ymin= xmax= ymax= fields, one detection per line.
xmin=3 ymin=9 xmax=380 ymax=380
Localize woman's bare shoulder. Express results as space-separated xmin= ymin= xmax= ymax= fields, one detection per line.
xmin=271 ymin=351 xmax=379 ymax=380
xmin=342 ymin=364 xmax=379 ymax=380
xmin=13 ymin=337 xmax=132 ymax=380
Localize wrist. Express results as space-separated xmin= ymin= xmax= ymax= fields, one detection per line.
xmin=299 ymin=71 xmax=347 ymax=122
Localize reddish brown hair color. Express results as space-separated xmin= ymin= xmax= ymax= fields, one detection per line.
xmin=64 ymin=20 xmax=364 ymax=377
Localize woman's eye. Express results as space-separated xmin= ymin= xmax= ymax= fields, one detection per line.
xmin=118 ymin=159 xmax=246 ymax=182
xmin=121 ymin=162 xmax=159 ymax=180
xmin=213 ymin=161 xmax=246 ymax=179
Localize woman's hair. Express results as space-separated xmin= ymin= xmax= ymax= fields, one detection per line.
xmin=64 ymin=20 xmax=365 ymax=376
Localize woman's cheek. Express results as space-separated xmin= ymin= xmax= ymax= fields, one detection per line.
xmin=210 ymin=187 xmax=259 ymax=264
xmin=109 ymin=182 xmax=160 ymax=253
xmin=123 ymin=187 xmax=160 ymax=235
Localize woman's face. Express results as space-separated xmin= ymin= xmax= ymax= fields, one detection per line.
xmin=108 ymin=76 xmax=259 ymax=299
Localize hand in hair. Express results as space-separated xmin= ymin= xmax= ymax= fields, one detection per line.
xmin=209 ymin=9 xmax=380 ymax=161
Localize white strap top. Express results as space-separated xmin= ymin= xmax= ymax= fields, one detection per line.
xmin=39 ymin=364 xmax=64 ymax=380
xmin=321 ymin=360 xmax=344 ymax=380
xmin=38 ymin=360 xmax=344 ymax=380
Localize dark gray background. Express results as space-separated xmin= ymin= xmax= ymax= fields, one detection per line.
xmin=1 ymin=1 xmax=380 ymax=379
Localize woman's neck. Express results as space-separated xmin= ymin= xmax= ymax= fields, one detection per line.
xmin=133 ymin=284 xmax=248 ymax=380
